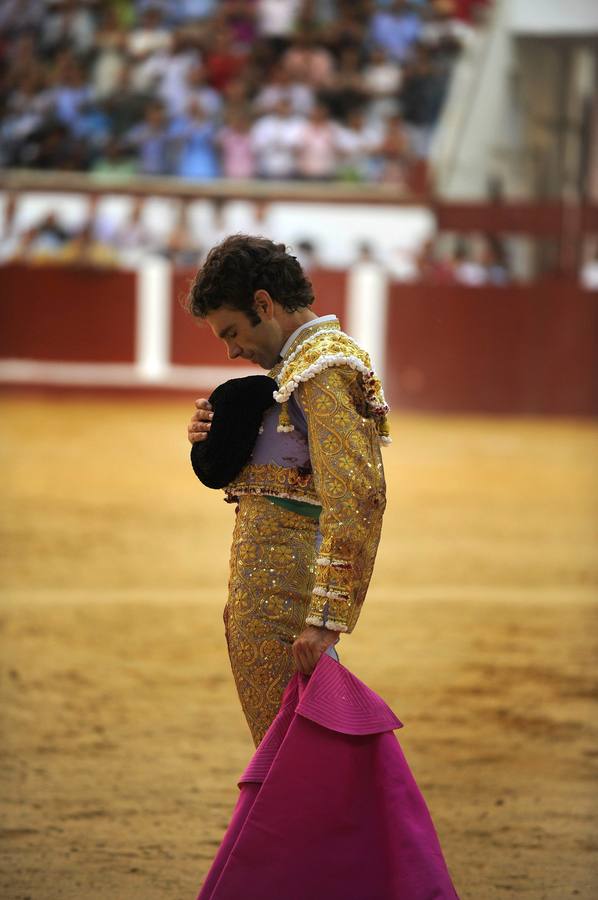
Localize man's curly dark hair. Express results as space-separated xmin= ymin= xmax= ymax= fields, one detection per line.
xmin=187 ymin=234 xmax=314 ymax=324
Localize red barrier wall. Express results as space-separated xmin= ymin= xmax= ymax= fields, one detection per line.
xmin=171 ymin=268 xmax=232 ymax=366
xmin=1 ymin=264 xmax=596 ymax=416
xmin=386 ymin=282 xmax=598 ymax=415
xmin=0 ymin=264 xmax=136 ymax=363
xmin=170 ymin=267 xmax=347 ymax=366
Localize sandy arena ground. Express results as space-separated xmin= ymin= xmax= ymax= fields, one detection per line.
xmin=1 ymin=396 xmax=597 ymax=900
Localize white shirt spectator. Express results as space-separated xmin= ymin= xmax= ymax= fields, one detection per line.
xmin=251 ymin=103 xmax=304 ymax=179
xmin=257 ymin=0 xmax=301 ymax=37
xmin=336 ymin=114 xmax=384 ymax=180
xmin=363 ymin=49 xmax=402 ymax=121
xmin=157 ymin=50 xmax=202 ymax=117
xmin=364 ymin=52 xmax=402 ymax=96
xmin=254 ymin=81 xmax=314 ymax=117
xmin=128 ymin=29 xmax=172 ymax=60
xmin=455 ymin=259 xmax=487 ymax=286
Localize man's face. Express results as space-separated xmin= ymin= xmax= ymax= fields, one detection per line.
xmin=205 ymin=303 xmax=283 ymax=371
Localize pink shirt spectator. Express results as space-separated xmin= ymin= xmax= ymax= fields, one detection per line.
xmin=296 ymin=106 xmax=340 ymax=179
xmin=218 ymin=120 xmax=255 ymax=179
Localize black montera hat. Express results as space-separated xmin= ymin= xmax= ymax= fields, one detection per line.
xmin=190 ymin=375 xmax=277 ymax=489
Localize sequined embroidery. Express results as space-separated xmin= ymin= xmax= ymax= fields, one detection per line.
xmin=272 ymin=319 xmax=391 ymax=444
xmin=297 ymin=366 xmax=387 ymax=633
xmin=225 ymin=494 xmax=319 ymax=746
xmin=224 ymin=462 xmax=319 ymax=507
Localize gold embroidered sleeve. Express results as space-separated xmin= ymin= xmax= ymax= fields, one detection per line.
xmin=297 ymin=366 xmax=387 ymax=633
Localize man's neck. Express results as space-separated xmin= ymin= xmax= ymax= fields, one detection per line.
xmin=278 ymin=309 xmax=318 ymax=347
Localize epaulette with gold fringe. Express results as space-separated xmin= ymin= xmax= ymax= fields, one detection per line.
xmin=270 ymin=325 xmax=391 ymax=444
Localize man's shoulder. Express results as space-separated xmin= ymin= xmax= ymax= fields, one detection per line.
xmin=277 ymin=325 xmax=372 ymax=393
xmin=274 ymin=327 xmax=390 ymax=443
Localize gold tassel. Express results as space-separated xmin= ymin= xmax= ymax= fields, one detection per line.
xmin=277 ymin=400 xmax=294 ymax=433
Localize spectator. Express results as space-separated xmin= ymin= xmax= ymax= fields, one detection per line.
xmin=400 ymin=43 xmax=448 ymax=158
xmin=41 ymin=0 xmax=95 ymax=58
xmin=323 ymin=45 xmax=367 ymax=120
xmin=204 ymin=29 xmax=247 ymax=92
xmin=127 ymin=8 xmax=175 ymax=94
xmin=281 ymin=30 xmax=336 ymax=89
xmin=29 ymin=120 xmax=89 ymax=171
xmin=18 ymin=212 xmax=74 ymax=263
xmin=171 ymin=99 xmax=220 ymax=179
xmin=217 ymin=110 xmax=255 ymax=179
xmin=0 ymin=72 xmax=51 ymax=166
xmin=420 ymin=0 xmax=474 ymax=56
xmin=154 ymin=31 xmax=202 ymax=118
xmin=113 ymin=197 xmax=156 ymax=264
xmin=375 ymin=113 xmax=412 ymax=184
xmin=482 ymin=235 xmax=511 ymax=285
xmin=52 ymin=61 xmax=94 ymax=131
xmin=125 ymin=101 xmax=173 ymax=175
xmin=91 ymin=138 xmax=137 ymax=180
xmin=296 ymin=103 xmax=341 ymax=180
xmin=294 ymin=238 xmax=319 ymax=271
xmin=221 ymin=0 xmax=258 ymax=48
xmin=91 ymin=8 xmax=128 ymax=99
xmin=165 ymin=200 xmax=202 ymax=267
xmin=85 ymin=194 xmax=122 ymax=246
xmin=369 ymin=0 xmax=422 ymax=64
xmin=128 ymin=7 xmax=173 ymax=62
xmin=415 ymin=237 xmax=456 ymax=284
xmin=581 ymin=246 xmax=598 ymax=291
xmin=103 ymin=63 xmax=154 ymax=138
xmin=251 ymin=98 xmax=304 ymax=179
xmin=0 ymin=1 xmax=44 ymax=36
xmin=355 ymin=240 xmax=379 ymax=264
xmin=254 ymin=63 xmax=314 ymax=117
xmin=220 ymin=75 xmax=255 ymax=121
xmin=179 ymin=63 xmax=222 ymax=122
xmin=453 ymin=238 xmax=487 ymax=285
xmin=1 ymin=31 xmax=44 ymax=94
xmin=256 ymin=0 xmax=301 ymax=55
xmin=60 ymin=221 xmax=119 ymax=269
xmin=363 ymin=47 xmax=402 ymax=122
xmin=336 ymin=107 xmax=384 ymax=181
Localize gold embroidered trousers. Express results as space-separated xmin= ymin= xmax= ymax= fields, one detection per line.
xmin=224 ymin=494 xmax=319 ymax=746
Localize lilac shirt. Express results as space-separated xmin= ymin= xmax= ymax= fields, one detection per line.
xmin=248 ymin=393 xmax=310 ymax=469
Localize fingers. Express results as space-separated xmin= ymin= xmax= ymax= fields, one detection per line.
xmin=291 ymin=639 xmax=306 ymax=674
xmin=189 ymin=420 xmax=212 ymax=434
xmin=188 ymin=399 xmax=213 ymax=444
xmin=292 ymin=638 xmax=320 ymax=676
xmin=191 ymin=407 xmax=214 ymax=423
xmin=188 ymin=428 xmax=208 ymax=444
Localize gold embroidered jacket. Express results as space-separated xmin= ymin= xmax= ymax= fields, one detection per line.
xmin=225 ymin=318 xmax=389 ymax=633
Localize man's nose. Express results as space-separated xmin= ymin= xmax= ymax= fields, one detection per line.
xmin=228 ymin=344 xmax=242 ymax=360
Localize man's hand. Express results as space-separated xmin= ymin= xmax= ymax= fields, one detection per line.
xmin=292 ymin=625 xmax=340 ymax=676
xmin=188 ymin=398 xmax=213 ymax=444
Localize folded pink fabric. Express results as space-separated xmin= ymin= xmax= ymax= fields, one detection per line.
xmin=197 ymin=654 xmax=460 ymax=899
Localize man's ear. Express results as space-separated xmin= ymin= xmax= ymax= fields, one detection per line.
xmin=253 ymin=289 xmax=274 ymax=320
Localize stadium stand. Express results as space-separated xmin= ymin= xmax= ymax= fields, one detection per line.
xmin=0 ymin=0 xmax=490 ymax=186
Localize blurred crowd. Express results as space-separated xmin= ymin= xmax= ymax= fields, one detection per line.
xmin=412 ymin=233 xmax=512 ymax=286
xmin=5 ymin=185 xmax=598 ymax=288
xmin=0 ymin=0 xmax=489 ymax=187
xmin=0 ymin=185 xmax=514 ymax=286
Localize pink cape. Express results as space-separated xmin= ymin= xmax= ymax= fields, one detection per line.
xmin=197 ymin=653 xmax=459 ymax=899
